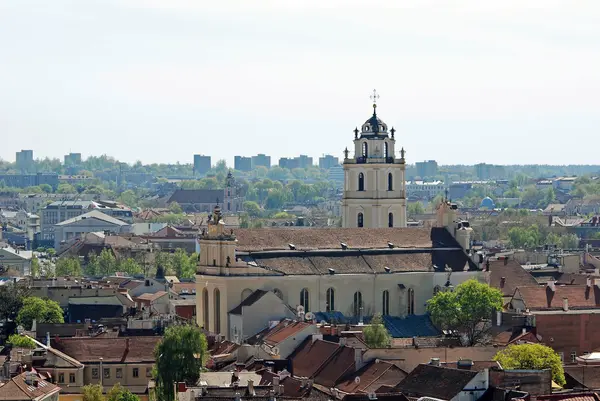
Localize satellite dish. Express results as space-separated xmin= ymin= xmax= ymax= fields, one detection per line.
xmin=354 ymin=376 xmax=361 ymax=384
xmin=320 ymin=320 xmax=327 ymax=325
xmin=305 ymin=312 xmax=314 ymax=321
xmin=296 ymin=305 xmax=305 ymax=313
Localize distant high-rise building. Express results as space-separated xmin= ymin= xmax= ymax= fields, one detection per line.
xmin=319 ymin=155 xmax=339 ymax=170
xmin=15 ymin=150 xmax=34 ymax=172
xmin=279 ymin=155 xmax=313 ymax=169
xmin=251 ymin=154 xmax=271 ymax=169
xmin=234 ymin=156 xmax=252 ymax=172
xmin=64 ymin=153 xmax=82 ymax=167
xmin=415 ymin=160 xmax=438 ymax=178
xmin=193 ymin=155 xmax=212 ymax=175
xmin=475 ymin=163 xmax=505 ymax=180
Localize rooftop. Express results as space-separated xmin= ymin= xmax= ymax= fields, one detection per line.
xmin=290 ymin=339 xmax=342 ymax=379
xmin=514 ymin=285 xmax=600 ymax=310
xmin=395 ymin=364 xmax=480 ymax=400
xmin=0 ymin=371 xmax=60 ymax=401
xmin=55 ymin=210 xmax=129 ymax=226
xmin=51 ymin=336 xmax=161 ymax=363
xmin=488 ymin=258 xmax=539 ymax=297
xmin=336 ymin=360 xmax=407 ymax=394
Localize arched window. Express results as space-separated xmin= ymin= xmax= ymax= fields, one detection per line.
xmin=273 ymin=288 xmax=283 ymax=300
xmin=358 ymin=173 xmax=365 ymax=191
xmin=384 ymin=142 xmax=389 ymax=159
xmin=388 ymin=212 xmax=393 ymax=228
xmin=326 ymin=288 xmax=335 ymax=312
xmin=214 ymin=288 xmax=221 ymax=334
xmin=358 ymin=212 xmax=364 ymax=228
xmin=382 ymin=290 xmax=390 ymax=315
xmin=241 ymin=288 xmax=253 ymax=302
xmin=300 ymin=288 xmax=310 ymax=312
xmin=407 ymin=288 xmax=415 ymax=315
xmin=202 ymin=288 xmax=209 ymax=329
xmin=362 ymin=142 xmax=368 ymax=158
xmin=388 ymin=173 xmax=393 ymax=191
xmin=353 ymin=291 xmax=363 ymax=317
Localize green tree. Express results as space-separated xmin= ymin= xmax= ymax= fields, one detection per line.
xmin=106 ymin=383 xmax=140 ymax=401
xmin=31 ymin=256 xmax=41 ymax=278
xmin=0 ymin=284 xmax=29 ymax=323
xmin=98 ymin=248 xmax=117 ymax=276
xmin=86 ymin=251 xmax=100 ymax=276
xmin=408 ymin=202 xmax=425 ymax=215
xmin=169 ymin=201 xmax=183 ymax=214
xmin=57 ymin=183 xmax=77 ymax=194
xmin=55 ymin=257 xmax=83 ymax=277
xmin=118 ymin=258 xmax=143 ymax=275
xmin=426 ymin=279 xmax=502 ymax=345
xmin=8 ymin=334 xmax=36 ymax=348
xmin=82 ymin=384 xmax=104 ymax=401
xmin=154 ymin=325 xmax=208 ymax=401
xmin=560 ymin=233 xmax=580 ymax=249
xmin=494 ymin=344 xmax=565 ymax=386
xmin=363 ymin=313 xmax=391 ymax=348
xmin=39 ymin=184 xmax=53 ymax=193
xmin=172 ymin=249 xmax=194 ymax=278
xmin=242 ymin=201 xmax=261 ymax=217
xmin=16 ymin=297 xmax=64 ymax=330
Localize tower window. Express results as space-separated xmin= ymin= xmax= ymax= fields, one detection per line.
xmin=202 ymin=288 xmax=209 ymax=329
xmin=388 ymin=212 xmax=393 ymax=227
xmin=382 ymin=290 xmax=390 ymax=315
xmin=384 ymin=142 xmax=389 ymax=159
xmin=362 ymin=142 xmax=368 ymax=158
xmin=358 ymin=212 xmax=364 ymax=228
xmin=353 ymin=291 xmax=363 ymax=317
xmin=388 ymin=173 xmax=393 ymax=191
xmin=358 ymin=173 xmax=365 ymax=191
xmin=300 ymin=288 xmax=310 ymax=312
xmin=326 ymin=288 xmax=335 ymax=312
xmin=214 ymin=288 xmax=221 ymax=334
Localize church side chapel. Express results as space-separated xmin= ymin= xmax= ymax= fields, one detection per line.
xmin=196 ymin=94 xmax=484 ymax=342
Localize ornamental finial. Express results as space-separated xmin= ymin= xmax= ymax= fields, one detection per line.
xmin=370 ymin=89 xmax=379 ymax=115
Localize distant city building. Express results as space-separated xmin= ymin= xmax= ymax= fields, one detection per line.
xmin=193 ymin=154 xmax=211 ymax=175
xmin=319 ymin=154 xmax=339 ymax=170
xmin=64 ymin=152 xmax=82 ymax=166
xmin=475 ymin=163 xmax=505 ymax=180
xmin=327 ymin=164 xmax=344 ymax=183
xmin=0 ymin=172 xmax=58 ymax=189
xmin=17 ymin=193 xmax=102 ymax=214
xmin=41 ymin=200 xmax=133 ymax=244
xmin=234 ymin=156 xmax=252 ymax=172
xmin=15 ymin=149 xmax=34 ymax=172
xmin=278 ymin=155 xmax=313 ymax=169
xmin=54 ymin=210 xmax=132 ymax=249
xmin=167 ymin=171 xmax=244 ymax=213
xmin=415 ymin=160 xmax=438 ymax=178
xmin=251 ymin=154 xmax=271 ymax=169
xmin=406 ymin=181 xmax=445 ymax=200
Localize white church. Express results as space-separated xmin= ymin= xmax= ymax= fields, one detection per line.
xmin=196 ymin=96 xmax=483 ymax=341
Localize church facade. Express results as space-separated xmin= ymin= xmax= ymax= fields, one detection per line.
xmin=342 ymin=96 xmax=407 ymax=228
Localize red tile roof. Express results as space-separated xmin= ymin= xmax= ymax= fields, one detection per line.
xmin=314 ymin=346 xmax=356 ymax=387
xmin=51 ymin=336 xmax=161 ymax=363
xmin=395 ymin=364 xmax=479 ymax=400
xmin=290 ymin=339 xmax=342 ymax=379
xmin=515 ymin=285 xmax=600 ymax=310
xmin=337 ymin=360 xmax=407 ymax=394
xmin=488 ymin=259 xmax=538 ymax=296
xmin=136 ymin=291 xmax=168 ymax=302
xmin=173 ymin=282 xmax=196 ymax=294
xmin=234 ymin=228 xmax=433 ymax=251
xmin=0 ymin=371 xmax=60 ymax=401
xmin=263 ymin=321 xmax=313 ymax=347
xmin=258 ymin=371 xmax=311 ymax=398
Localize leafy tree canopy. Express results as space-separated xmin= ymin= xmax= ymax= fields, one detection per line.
xmin=494 ymin=344 xmax=565 ymax=386
xmin=8 ymin=334 xmax=36 ymax=348
xmin=16 ymin=296 xmax=64 ymax=330
xmin=426 ymin=279 xmax=502 ymax=345
xmin=154 ymin=325 xmax=208 ymax=401
xmin=363 ymin=314 xmax=391 ymax=348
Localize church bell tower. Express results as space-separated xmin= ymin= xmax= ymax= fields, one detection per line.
xmin=341 ymin=90 xmax=407 ymax=228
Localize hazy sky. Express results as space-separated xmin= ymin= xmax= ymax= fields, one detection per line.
xmin=1 ymin=1 xmax=600 ymax=166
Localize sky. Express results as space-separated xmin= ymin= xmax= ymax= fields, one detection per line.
xmin=1 ymin=0 xmax=600 ymax=166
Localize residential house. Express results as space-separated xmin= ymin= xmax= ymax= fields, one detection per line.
xmin=508 ymin=282 xmax=600 ymax=359
xmin=68 ymin=295 xmax=134 ymax=323
xmin=54 ymin=210 xmax=132 ymax=250
xmin=228 ymin=290 xmax=296 ymax=342
xmin=50 ymin=336 xmax=160 ymax=395
xmin=335 ymin=360 xmax=407 ymax=396
xmin=0 ymin=245 xmax=32 ymax=275
xmin=394 ymin=363 xmax=489 ymax=401
xmin=247 ymin=320 xmax=318 ymax=359
xmin=135 ymin=291 xmax=170 ymax=314
xmin=0 ymin=371 xmax=60 ymax=401
xmin=169 ymin=298 xmax=197 ymax=320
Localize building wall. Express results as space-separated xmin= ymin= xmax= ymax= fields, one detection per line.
xmin=197 ymin=270 xmax=482 ymax=339
xmin=83 ymin=362 xmax=154 ymax=391
xmin=534 ymin=313 xmax=600 ymax=360
xmin=54 ymin=219 xmax=131 ymax=249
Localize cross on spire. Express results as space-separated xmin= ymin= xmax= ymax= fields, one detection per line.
xmin=370 ymin=89 xmax=379 ymax=105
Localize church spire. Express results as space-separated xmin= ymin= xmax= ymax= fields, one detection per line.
xmin=370 ymin=89 xmax=380 ymax=116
